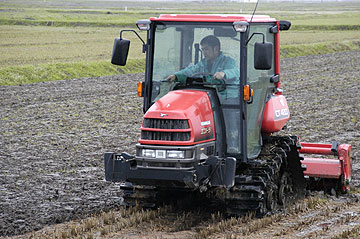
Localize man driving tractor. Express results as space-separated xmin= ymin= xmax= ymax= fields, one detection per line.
xmin=166 ymin=35 xmax=240 ymax=91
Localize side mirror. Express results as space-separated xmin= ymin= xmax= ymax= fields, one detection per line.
xmin=279 ymin=20 xmax=291 ymax=31
xmin=111 ymin=38 xmax=130 ymax=66
xmin=254 ymin=42 xmax=273 ymax=70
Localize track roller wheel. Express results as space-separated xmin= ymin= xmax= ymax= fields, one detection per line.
xmin=278 ymin=172 xmax=293 ymax=206
xmin=266 ymin=187 xmax=277 ymax=211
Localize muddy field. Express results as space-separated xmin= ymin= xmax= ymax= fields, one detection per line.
xmin=0 ymin=51 xmax=359 ymax=238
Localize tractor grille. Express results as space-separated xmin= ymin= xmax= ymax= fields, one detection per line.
xmin=141 ymin=118 xmax=190 ymax=141
xmin=143 ymin=118 xmax=189 ymax=129
xmin=141 ymin=131 xmax=190 ymax=141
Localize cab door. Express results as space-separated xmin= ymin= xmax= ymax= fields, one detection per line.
xmin=246 ymin=23 xmax=277 ymax=158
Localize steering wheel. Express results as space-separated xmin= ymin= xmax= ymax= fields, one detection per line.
xmin=191 ymin=72 xmax=213 ymax=78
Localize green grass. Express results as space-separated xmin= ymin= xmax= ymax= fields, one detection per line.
xmin=0 ymin=8 xmax=148 ymax=28
xmin=290 ymin=13 xmax=360 ymax=27
xmin=281 ymin=30 xmax=360 ymax=45
xmin=1 ymin=1 xmax=360 ymax=29
xmin=0 ymin=59 xmax=145 ymax=85
xmin=281 ymin=40 xmax=360 ymax=58
xmin=0 ymin=25 xmax=146 ymax=67
xmin=1 ymin=0 xmax=360 ymax=86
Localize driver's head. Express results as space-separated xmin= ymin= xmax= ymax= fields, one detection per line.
xmin=200 ymin=35 xmax=221 ymax=63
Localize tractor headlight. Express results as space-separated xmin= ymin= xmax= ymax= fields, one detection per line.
xmin=142 ymin=149 xmax=155 ymax=158
xmin=136 ymin=19 xmax=151 ymax=31
xmin=167 ymin=150 xmax=185 ymax=159
xmin=140 ymin=149 xmax=185 ymax=159
xmin=233 ymin=21 xmax=249 ymax=33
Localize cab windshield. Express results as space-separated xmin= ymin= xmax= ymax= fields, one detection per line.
xmin=151 ymin=22 xmax=241 ymax=103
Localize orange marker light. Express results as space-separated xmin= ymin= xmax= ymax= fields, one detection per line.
xmin=137 ymin=82 xmax=143 ymax=97
xmin=243 ymin=85 xmax=253 ymax=102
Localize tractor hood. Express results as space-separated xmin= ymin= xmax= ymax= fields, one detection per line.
xmin=139 ymin=90 xmax=215 ymax=145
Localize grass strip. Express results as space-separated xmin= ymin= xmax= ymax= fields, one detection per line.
xmin=0 ymin=18 xmax=137 ymax=28
xmin=292 ymin=25 xmax=360 ymax=31
xmin=1 ymin=40 xmax=359 ymax=86
xmin=281 ymin=40 xmax=360 ymax=58
xmin=0 ymin=59 xmax=145 ymax=86
xmin=2 ymin=19 xmax=360 ymax=31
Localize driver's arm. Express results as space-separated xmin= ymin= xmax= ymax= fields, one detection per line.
xmin=210 ymin=56 xmax=239 ymax=82
xmin=168 ymin=60 xmax=205 ymax=84
xmin=221 ymin=57 xmax=239 ymax=81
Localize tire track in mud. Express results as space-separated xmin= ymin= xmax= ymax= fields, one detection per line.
xmin=0 ymin=51 xmax=359 ymax=238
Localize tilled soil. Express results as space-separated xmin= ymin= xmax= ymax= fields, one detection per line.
xmin=0 ymin=51 xmax=359 ymax=238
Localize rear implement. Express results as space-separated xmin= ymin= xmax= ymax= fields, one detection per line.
xmin=300 ymin=141 xmax=352 ymax=193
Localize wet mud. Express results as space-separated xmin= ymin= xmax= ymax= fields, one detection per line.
xmin=0 ymin=50 xmax=359 ymax=238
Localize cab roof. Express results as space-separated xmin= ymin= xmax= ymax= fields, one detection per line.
xmin=150 ymin=14 xmax=276 ymax=23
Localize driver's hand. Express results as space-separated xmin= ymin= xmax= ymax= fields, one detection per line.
xmin=213 ymin=72 xmax=225 ymax=80
xmin=165 ymin=74 xmax=177 ymax=82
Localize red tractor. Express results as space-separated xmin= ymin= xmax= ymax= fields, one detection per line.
xmin=105 ymin=14 xmax=352 ymax=216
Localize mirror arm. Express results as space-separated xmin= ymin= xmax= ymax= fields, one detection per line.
xmin=245 ymin=32 xmax=265 ymax=46
xmin=120 ymin=30 xmax=147 ymax=53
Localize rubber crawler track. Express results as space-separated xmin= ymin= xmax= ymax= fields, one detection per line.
xmin=121 ymin=135 xmax=307 ymax=217
xmin=224 ymin=135 xmax=307 ymax=217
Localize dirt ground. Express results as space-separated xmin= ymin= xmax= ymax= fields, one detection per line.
xmin=0 ymin=51 xmax=359 ymax=238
